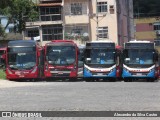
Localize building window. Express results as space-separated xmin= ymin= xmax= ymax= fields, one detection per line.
xmin=71 ymin=3 xmax=82 ymax=15
xmin=71 ymin=27 xmax=82 ymax=35
xmin=98 ymin=27 xmax=108 ymax=39
xmin=28 ymin=29 xmax=39 ymax=37
xmin=64 ymin=25 xmax=89 ymax=41
xmin=40 ymin=7 xmax=61 ymax=15
xmin=40 ymin=7 xmax=61 ymax=21
xmin=42 ymin=25 xmax=63 ymax=41
xmin=154 ymin=24 xmax=160 ymax=30
xmin=97 ymin=2 xmax=108 ymax=13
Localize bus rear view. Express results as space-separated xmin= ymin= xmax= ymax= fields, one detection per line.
xmin=44 ymin=40 xmax=78 ymax=81
xmin=122 ymin=40 xmax=158 ymax=82
xmin=83 ymin=41 xmax=120 ymax=81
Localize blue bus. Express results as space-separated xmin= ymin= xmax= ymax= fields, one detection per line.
xmin=122 ymin=40 xmax=158 ymax=82
xmin=83 ymin=41 xmax=121 ymax=81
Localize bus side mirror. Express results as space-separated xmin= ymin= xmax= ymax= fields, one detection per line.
xmin=86 ymin=58 xmax=91 ymax=63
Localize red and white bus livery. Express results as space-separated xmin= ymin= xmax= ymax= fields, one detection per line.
xmin=5 ymin=40 xmax=43 ymax=80
xmin=44 ymin=40 xmax=79 ymax=81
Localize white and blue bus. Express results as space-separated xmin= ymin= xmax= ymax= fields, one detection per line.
xmin=122 ymin=40 xmax=158 ymax=82
xmin=83 ymin=41 xmax=122 ymax=81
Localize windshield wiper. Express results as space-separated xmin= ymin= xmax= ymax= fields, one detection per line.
xmin=24 ymin=66 xmax=34 ymax=70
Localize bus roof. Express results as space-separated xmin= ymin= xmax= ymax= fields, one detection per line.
xmin=78 ymin=44 xmax=85 ymax=49
xmin=51 ymin=40 xmax=75 ymax=43
xmin=87 ymin=40 xmax=114 ymax=43
xmin=46 ymin=40 xmax=77 ymax=46
xmin=8 ymin=40 xmax=37 ymax=47
xmin=128 ymin=40 xmax=152 ymax=43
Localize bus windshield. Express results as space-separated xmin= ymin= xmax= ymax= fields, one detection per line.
xmin=85 ymin=49 xmax=116 ymax=65
xmin=8 ymin=52 xmax=36 ymax=70
xmin=124 ymin=49 xmax=154 ymax=65
xmin=46 ymin=46 xmax=76 ymax=65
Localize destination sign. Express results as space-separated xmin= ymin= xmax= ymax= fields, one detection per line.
xmin=8 ymin=47 xmax=36 ymax=53
xmin=125 ymin=43 xmax=154 ymax=49
xmin=86 ymin=43 xmax=115 ymax=48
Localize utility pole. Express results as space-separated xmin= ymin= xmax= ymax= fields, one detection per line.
xmin=96 ymin=0 xmax=99 ymax=41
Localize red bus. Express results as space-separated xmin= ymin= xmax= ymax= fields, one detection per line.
xmin=116 ymin=45 xmax=123 ymax=81
xmin=5 ymin=40 xmax=44 ymax=81
xmin=44 ymin=40 xmax=79 ymax=81
xmin=0 ymin=47 xmax=6 ymax=68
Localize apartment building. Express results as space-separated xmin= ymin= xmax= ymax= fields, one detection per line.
xmin=24 ymin=0 xmax=134 ymax=46
xmin=24 ymin=0 xmax=63 ymax=45
xmin=63 ymin=0 xmax=134 ymax=45
xmin=135 ymin=17 xmax=160 ymax=42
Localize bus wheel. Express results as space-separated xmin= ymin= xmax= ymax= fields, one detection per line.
xmin=124 ymin=79 xmax=130 ymax=82
xmin=85 ymin=78 xmax=94 ymax=82
xmin=69 ymin=78 xmax=77 ymax=81
xmin=111 ymin=79 xmax=116 ymax=82
xmin=147 ymin=79 xmax=155 ymax=82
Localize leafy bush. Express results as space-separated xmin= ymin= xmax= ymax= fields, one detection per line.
xmin=0 ymin=69 xmax=6 ymax=80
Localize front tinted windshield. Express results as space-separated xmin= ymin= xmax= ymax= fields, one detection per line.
xmin=124 ymin=49 xmax=154 ymax=65
xmin=47 ymin=46 xmax=76 ymax=65
xmin=8 ymin=52 xmax=36 ymax=70
xmin=85 ymin=49 xmax=115 ymax=65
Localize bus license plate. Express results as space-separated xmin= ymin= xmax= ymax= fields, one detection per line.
xmin=19 ymin=75 xmax=24 ymax=77
xmin=97 ymin=73 xmax=103 ymax=75
xmin=58 ymin=72 xmax=63 ymax=74
xmin=136 ymin=73 xmax=142 ymax=76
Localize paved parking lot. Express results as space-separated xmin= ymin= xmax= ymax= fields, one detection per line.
xmin=0 ymin=80 xmax=160 ymax=119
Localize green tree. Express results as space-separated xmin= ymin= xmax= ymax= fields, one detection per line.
xmin=0 ymin=0 xmax=38 ymax=37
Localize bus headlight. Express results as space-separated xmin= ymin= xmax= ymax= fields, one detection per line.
xmin=149 ymin=68 xmax=155 ymax=72
xmin=123 ymin=68 xmax=129 ymax=72
xmin=84 ymin=67 xmax=90 ymax=73
xmin=7 ymin=68 xmax=12 ymax=74
xmin=31 ymin=66 xmax=37 ymax=73
xmin=110 ymin=68 xmax=115 ymax=72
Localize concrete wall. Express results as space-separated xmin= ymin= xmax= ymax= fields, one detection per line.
xmin=89 ymin=0 xmax=118 ymax=44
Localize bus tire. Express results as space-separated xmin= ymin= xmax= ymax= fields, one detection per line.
xmin=147 ymin=78 xmax=155 ymax=82
xmin=85 ymin=78 xmax=94 ymax=82
xmin=69 ymin=78 xmax=77 ymax=81
xmin=124 ymin=78 xmax=131 ymax=82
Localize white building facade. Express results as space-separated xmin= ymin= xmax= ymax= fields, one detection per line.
xmin=24 ymin=0 xmax=134 ymax=46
